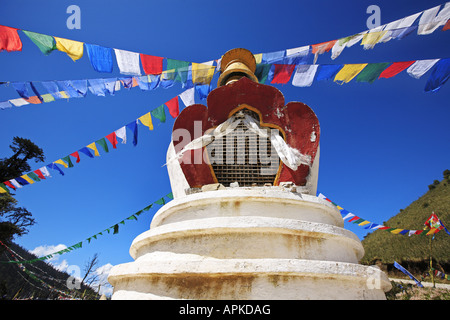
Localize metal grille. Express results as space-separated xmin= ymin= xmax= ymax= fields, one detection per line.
xmin=206 ymin=109 xmax=280 ymax=187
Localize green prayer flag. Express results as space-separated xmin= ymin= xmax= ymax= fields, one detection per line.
xmin=151 ymin=105 xmax=166 ymax=123
xmin=27 ymin=172 xmax=41 ymax=182
xmin=255 ymin=64 xmax=271 ymax=84
xmin=166 ymin=192 xmax=174 ymax=199
xmin=22 ymin=30 xmax=56 ymax=55
xmin=62 ymin=155 xmax=74 ymax=168
xmin=127 ymin=215 xmax=137 ymax=221
xmin=113 ymin=224 xmax=119 ymax=234
xmin=0 ymin=183 xmax=9 ymax=193
xmin=143 ymin=204 xmax=153 ymax=211
xmin=166 ymin=59 xmax=190 ymax=82
xmin=96 ymin=137 xmax=109 ymax=153
xmin=356 ymin=62 xmax=391 ymax=83
xmin=155 ymin=197 xmax=166 ymax=205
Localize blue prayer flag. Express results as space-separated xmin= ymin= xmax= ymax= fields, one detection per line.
xmin=316 ymin=64 xmax=343 ymax=81
xmin=85 ymin=43 xmax=113 ymax=73
xmin=425 ymin=58 xmax=450 ymax=93
xmin=126 ymin=120 xmax=138 ymax=146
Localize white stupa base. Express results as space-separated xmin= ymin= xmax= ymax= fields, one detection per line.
xmin=108 ymin=188 xmax=391 ymax=299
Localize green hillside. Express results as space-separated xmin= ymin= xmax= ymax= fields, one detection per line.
xmin=361 ymin=170 xmax=450 ymax=272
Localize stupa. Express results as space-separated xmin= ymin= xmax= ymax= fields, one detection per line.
xmin=108 ymin=48 xmax=391 ymax=299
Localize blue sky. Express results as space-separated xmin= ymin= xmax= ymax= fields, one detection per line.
xmin=0 ymin=0 xmax=449 ymax=296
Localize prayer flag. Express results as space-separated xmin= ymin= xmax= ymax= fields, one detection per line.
xmin=96 ymin=138 xmax=109 ymax=153
xmin=361 ymin=31 xmax=388 ymax=49
xmin=33 ymin=169 xmax=45 ymax=180
xmin=407 ymin=59 xmax=440 ymax=79
xmin=61 ymin=155 xmax=74 ymax=168
xmin=424 ymin=212 xmax=442 ymax=230
xmin=3 ymin=181 xmax=15 ymax=190
xmin=115 ymin=126 xmax=127 ymax=144
xmin=138 ymin=112 xmax=153 ymax=130
xmin=378 ymin=61 xmax=415 ymax=79
xmin=9 ymin=179 xmax=22 ymax=189
xmin=271 ymin=64 xmax=296 ymax=84
xmin=47 ymin=163 xmax=64 ymax=176
xmin=356 ymin=62 xmax=391 ymax=83
xmin=418 ymin=4 xmax=450 ymax=35
xmin=26 ymin=172 xmax=40 ymax=182
xmin=253 ymin=54 xmax=262 ymax=64
xmin=166 ymin=59 xmax=190 ymax=82
xmin=291 ymin=64 xmax=318 ymax=87
xmin=70 ymin=151 xmax=81 ymax=163
xmin=0 ymin=101 xmax=12 ymax=109
xmin=85 ymin=43 xmax=113 ymax=73
xmin=179 ymin=87 xmax=195 ymax=107
xmin=315 ymin=64 xmax=343 ymax=81
xmin=87 ymin=142 xmax=100 ymax=156
xmin=424 ymin=58 xmax=450 ymax=92
xmin=192 ymin=61 xmax=215 ymax=84
xmin=311 ymin=40 xmax=336 ymax=63
xmin=140 ymin=54 xmax=164 ymax=75
xmin=284 ymin=46 xmax=310 ymax=64
xmin=0 ymin=25 xmax=22 ymax=52
xmin=126 ymin=121 xmax=138 ymax=146
xmin=22 ymin=30 xmax=56 ymax=55
xmin=39 ymin=166 xmax=51 ymax=178
xmin=151 ymin=105 xmax=166 ymax=123
xmin=0 ymin=183 xmax=8 ymax=193
xmin=54 ymin=159 xmax=68 ymax=168
xmin=114 ymin=49 xmax=141 ymax=75
xmin=165 ymin=96 xmax=180 ymax=118
xmin=255 ymin=64 xmax=271 ymax=84
xmin=78 ymin=147 xmax=94 ymax=158
xmin=105 ymin=132 xmax=118 ymax=148
xmin=54 ymin=37 xmax=84 ymax=61
xmin=262 ymin=51 xmax=285 ymax=64
xmin=394 ymin=262 xmax=423 ymax=287
xmin=334 ymin=64 xmax=368 ymax=84
xmin=443 ymin=19 xmax=450 ymax=31
xmin=15 ymin=177 xmax=30 ymax=185
xmin=195 ymin=84 xmax=211 ymax=100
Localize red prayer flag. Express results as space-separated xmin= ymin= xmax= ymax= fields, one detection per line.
xmin=3 ymin=181 xmax=16 ymax=190
xmin=165 ymin=96 xmax=180 ymax=118
xmin=140 ymin=54 xmax=164 ymax=75
xmin=443 ymin=19 xmax=450 ymax=31
xmin=271 ymin=64 xmax=296 ymax=84
xmin=0 ymin=25 xmax=22 ymax=52
xmin=70 ymin=151 xmax=81 ymax=163
xmin=105 ymin=132 xmax=118 ymax=149
xmin=378 ymin=61 xmax=415 ymax=79
xmin=311 ymin=40 xmax=337 ymax=54
xmin=33 ymin=169 xmax=46 ymax=180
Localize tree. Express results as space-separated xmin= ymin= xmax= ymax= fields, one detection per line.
xmin=0 ymin=137 xmax=45 ymax=246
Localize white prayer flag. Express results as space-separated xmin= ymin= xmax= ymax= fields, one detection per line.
xmin=292 ymin=65 xmax=318 ymax=87
xmin=114 ymin=49 xmax=141 ymax=76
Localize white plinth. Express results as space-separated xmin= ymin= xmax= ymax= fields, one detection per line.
xmin=108 ymin=188 xmax=391 ymax=299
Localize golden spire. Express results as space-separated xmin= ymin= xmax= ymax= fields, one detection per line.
xmin=217 ymin=48 xmax=259 ymax=87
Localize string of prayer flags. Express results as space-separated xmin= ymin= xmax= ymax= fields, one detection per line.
xmin=0 ymin=88 xmax=195 ymax=192
xmin=0 ymin=25 xmax=22 ymax=52
xmin=318 ymin=193 xmax=448 ymax=237
xmin=0 ymin=192 xmax=174 ymax=265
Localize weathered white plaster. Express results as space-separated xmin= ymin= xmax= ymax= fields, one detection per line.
xmin=108 ymin=189 xmax=391 ymax=299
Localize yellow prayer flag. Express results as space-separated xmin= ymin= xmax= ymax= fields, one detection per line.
xmin=390 ymin=228 xmax=404 ymax=234
xmin=20 ymin=175 xmax=35 ymax=184
xmin=138 ymin=112 xmax=153 ymax=130
xmin=358 ymin=220 xmax=371 ymax=227
xmin=59 ymin=91 xmax=70 ymax=99
xmin=254 ymin=53 xmax=262 ymax=64
xmin=54 ymin=37 xmax=84 ymax=61
xmin=54 ymin=159 xmax=68 ymax=168
xmin=87 ymin=142 xmax=100 ymax=156
xmin=192 ymin=62 xmax=215 ymax=84
xmin=426 ymin=228 xmax=439 ymax=235
xmin=361 ymin=31 xmax=388 ymax=48
xmin=336 ymin=206 xmax=344 ymax=210
xmin=0 ymin=186 xmax=7 ymax=193
xmin=41 ymin=93 xmax=55 ymax=103
xmin=334 ymin=64 xmax=368 ymax=84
